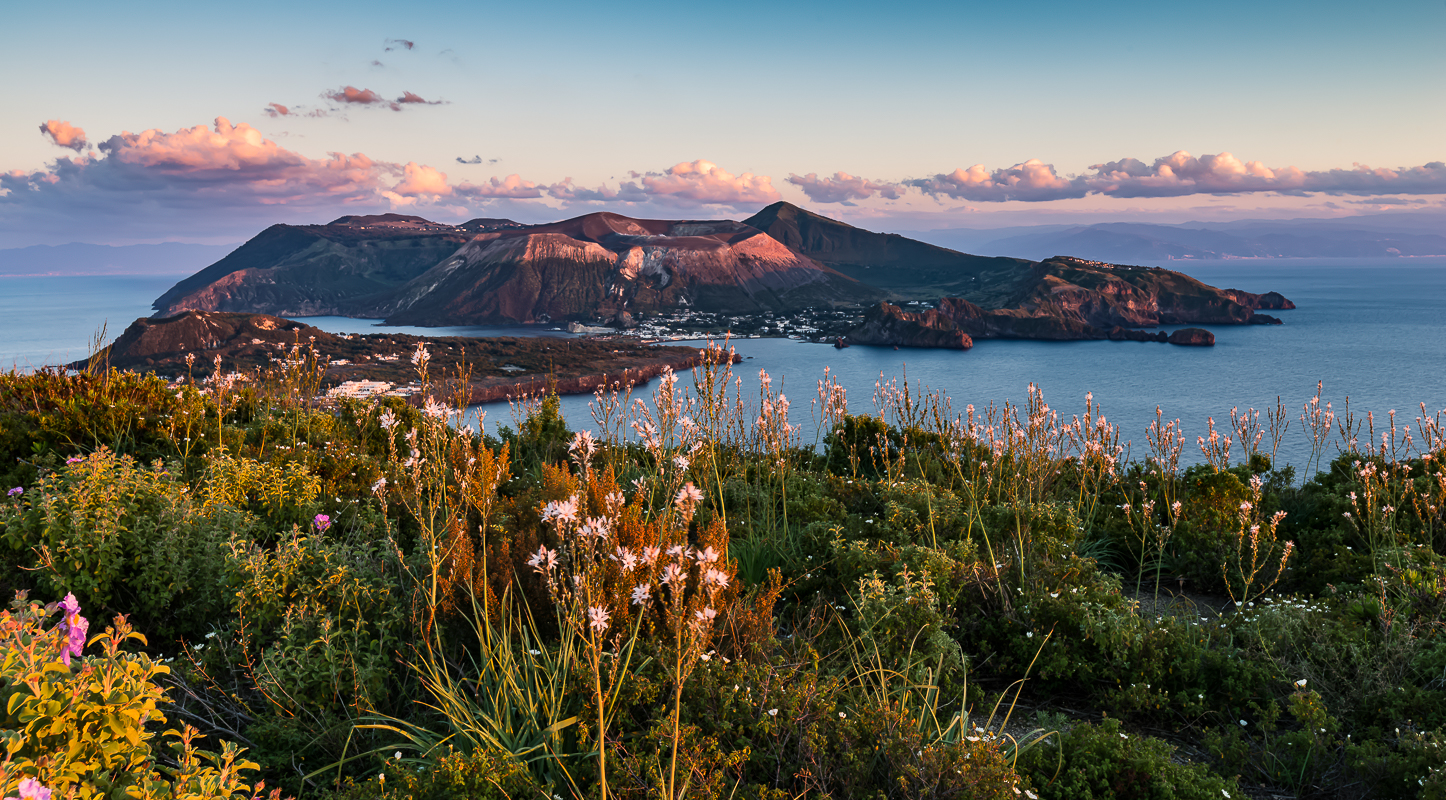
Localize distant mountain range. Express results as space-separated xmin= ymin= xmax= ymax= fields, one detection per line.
xmin=914 ymin=211 xmax=1446 ymax=263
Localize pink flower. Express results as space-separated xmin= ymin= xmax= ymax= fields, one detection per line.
xmin=10 ymin=778 xmax=52 ymax=800
xmin=587 ymin=606 xmax=610 ymax=632
xmin=674 ymin=482 xmax=704 ymax=508
xmin=313 ymin=514 xmax=331 ymax=533
xmin=56 ymin=594 xmax=87 ymax=667
xmin=6 ymin=487 xmax=20 ymax=498
xmin=693 ymin=607 xmax=718 ymax=625
xmin=526 ymin=545 xmax=557 ymax=575
xmin=704 ymin=569 xmax=730 ymax=589
xmin=693 ymin=546 xmax=719 ymax=564
xmin=630 ymin=583 xmax=652 ymax=605
xmin=541 ymin=497 xmax=580 ymax=525
xmin=642 ymin=546 xmax=662 ymax=565
xmin=661 ymin=563 xmax=685 ymax=585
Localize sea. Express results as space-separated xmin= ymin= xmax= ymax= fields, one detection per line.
xmin=3 ymin=258 xmax=1444 ymax=474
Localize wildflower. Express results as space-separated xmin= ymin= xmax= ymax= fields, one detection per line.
xmin=694 ymin=607 xmax=719 ymax=625
xmin=57 ymin=594 xmax=88 ymax=666
xmin=767 ymin=708 xmax=778 ymax=716
xmin=569 ymin=430 xmax=596 ymax=459
xmin=579 ymin=517 xmax=611 ymax=541
xmin=1239 ymin=719 xmax=1248 ymax=726
xmin=313 ymin=514 xmax=331 ymax=533
xmin=615 ymin=546 xmax=638 ymax=571
xmin=379 ymin=409 xmax=397 ymax=430
xmin=704 ymin=568 xmax=730 ymax=589
xmin=1295 ymin=678 xmax=1308 ymax=687
xmin=527 ymin=546 xmax=557 ymax=575
xmin=11 ymin=778 xmax=52 ymax=800
xmin=410 ymin=343 xmax=430 ymax=366
xmin=700 ymin=651 xmax=713 ymax=661
xmin=604 ymin=491 xmax=625 ymax=514
xmin=395 ymin=751 xmax=402 ymax=760
xmin=661 ymin=563 xmax=686 ymax=585
xmin=667 ymin=544 xmax=688 ymax=558
xmin=673 ymin=454 xmax=690 ymax=472
xmin=587 ymin=606 xmax=610 ymax=632
xmin=642 ymin=546 xmax=662 ymax=565
xmin=7 ymin=487 xmax=21 ymax=497
xmin=839 ymin=711 xmax=847 ymax=718
xmin=630 ymin=583 xmax=652 ymax=605
xmin=541 ymin=496 xmax=580 ymax=525
xmin=65 ymin=456 xmax=83 ymax=465
xmin=674 ymin=482 xmax=704 ymax=508
xmin=694 ymin=545 xmax=719 ymax=564
xmin=371 ymin=477 xmax=387 ymax=494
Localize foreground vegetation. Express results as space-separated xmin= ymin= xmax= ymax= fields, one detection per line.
xmin=3 ymin=340 xmax=1445 ymax=799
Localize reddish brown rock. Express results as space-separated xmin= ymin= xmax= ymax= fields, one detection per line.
xmin=1167 ymin=327 xmax=1215 ymax=346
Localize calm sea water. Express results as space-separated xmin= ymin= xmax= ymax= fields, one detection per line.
xmin=4 ymin=259 xmax=1444 ymax=472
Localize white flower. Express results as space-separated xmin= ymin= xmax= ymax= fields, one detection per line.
xmin=1295 ymin=678 xmax=1308 ymax=687
xmin=674 ymin=482 xmax=704 ymax=508
xmin=1239 ymin=719 xmax=1248 ymax=726
xmin=630 ymin=583 xmax=652 ymax=605
xmin=379 ymin=409 xmax=397 ymax=430
xmin=767 ymin=708 xmax=778 ymax=716
xmin=394 ymin=751 xmax=402 ymax=760
xmin=839 ymin=711 xmax=847 ymax=718
xmin=694 ymin=546 xmax=719 ymax=564
xmin=587 ymin=606 xmax=610 ymax=632
xmin=704 ymin=568 xmax=730 ymax=589
xmin=673 ymin=454 xmax=690 ymax=472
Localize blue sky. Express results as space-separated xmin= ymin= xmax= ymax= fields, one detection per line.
xmin=2 ymin=0 xmax=1443 ymax=246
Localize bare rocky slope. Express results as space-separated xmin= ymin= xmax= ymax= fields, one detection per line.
xmin=380 ymin=212 xmax=880 ymax=325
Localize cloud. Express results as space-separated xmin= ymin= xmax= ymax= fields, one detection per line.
xmin=39 ymin=120 xmax=88 ymax=152
xmin=456 ymin=155 xmax=499 ymax=165
xmin=544 ymin=177 xmax=647 ymax=203
xmin=455 ymin=174 xmax=546 ymax=199
xmin=1 ymin=118 xmax=428 ymax=244
xmin=384 ymin=38 xmax=415 ymax=52
xmin=636 ymin=160 xmax=780 ymax=207
xmin=396 ymin=91 xmax=444 ymax=105
xmin=326 ymin=86 xmax=387 ymax=105
xmin=263 ymin=103 xmax=290 ymax=118
xmin=908 ymin=159 xmax=1082 ymax=202
xmin=908 ymin=152 xmax=1446 ymax=203
xmin=321 ymin=86 xmax=443 ymax=111
xmin=788 ymin=171 xmax=901 ymax=203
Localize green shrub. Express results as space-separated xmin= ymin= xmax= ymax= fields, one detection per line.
xmin=1019 ymin=717 xmax=1238 ymax=800
xmin=0 ymin=449 xmax=237 ymax=639
xmin=0 ymin=591 xmax=276 ymax=800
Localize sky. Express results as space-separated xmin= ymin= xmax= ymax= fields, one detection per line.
xmin=2 ymin=0 xmax=1444 ymax=247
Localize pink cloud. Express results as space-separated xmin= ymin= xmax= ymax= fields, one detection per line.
xmin=455 ymin=174 xmax=546 ymax=199
xmin=909 ymin=152 xmax=1446 ymax=202
xmin=384 ymin=38 xmax=415 ymax=52
xmin=638 ymin=160 xmax=780 ymax=207
xmin=390 ymin=162 xmax=452 ymax=198
xmin=3 ymin=118 xmax=399 ymax=219
xmin=263 ymin=103 xmax=290 ymax=118
xmin=788 ymin=171 xmax=901 ymax=203
xmin=39 ymin=120 xmax=88 ymax=152
xmin=326 ymin=86 xmax=387 ymax=105
xmin=909 ymin=159 xmax=1081 ymax=202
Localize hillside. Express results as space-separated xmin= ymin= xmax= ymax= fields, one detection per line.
xmin=381 ymin=212 xmax=880 ymax=325
xmin=151 ymin=214 xmax=519 ymax=317
xmin=743 ymin=202 xmax=1034 ymax=302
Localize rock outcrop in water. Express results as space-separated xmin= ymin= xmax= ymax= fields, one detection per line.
xmin=1167 ymin=328 xmax=1216 ymax=346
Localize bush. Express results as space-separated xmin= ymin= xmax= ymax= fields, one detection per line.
xmin=0 ymin=449 xmax=237 ymax=639
xmin=1019 ymin=717 xmax=1238 ymax=800
xmin=0 ymin=591 xmax=277 ymax=800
